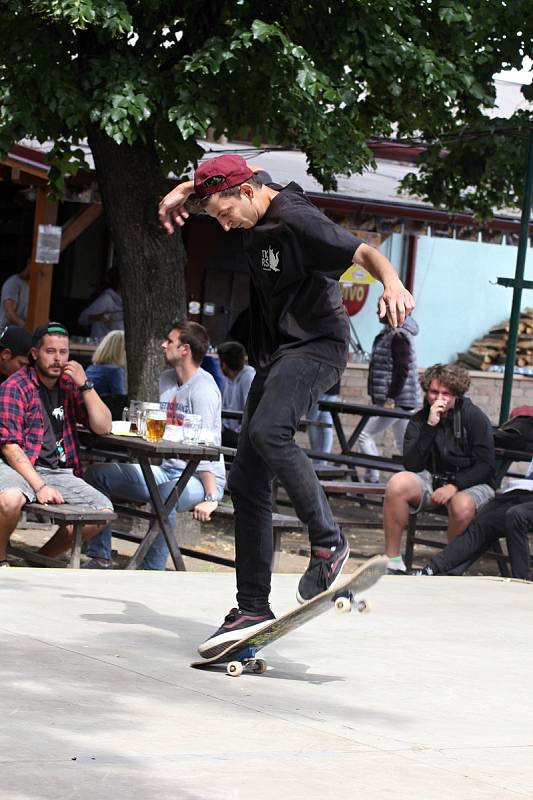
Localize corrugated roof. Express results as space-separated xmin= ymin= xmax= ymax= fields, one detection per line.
xmin=9 ymin=79 xmax=532 ymax=220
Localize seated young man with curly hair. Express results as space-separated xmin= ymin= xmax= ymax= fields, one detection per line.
xmin=383 ymin=363 xmax=496 ymax=574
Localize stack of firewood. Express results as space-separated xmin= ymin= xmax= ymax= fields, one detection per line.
xmin=456 ymin=308 xmax=533 ymax=371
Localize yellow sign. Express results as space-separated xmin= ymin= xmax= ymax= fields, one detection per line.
xmin=339 ymin=265 xmax=376 ymax=285
xmin=338 ymin=230 xmax=381 ymax=284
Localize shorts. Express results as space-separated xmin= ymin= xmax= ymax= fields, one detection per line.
xmin=0 ymin=463 xmax=112 ymax=510
xmin=411 ymin=470 xmax=495 ymax=514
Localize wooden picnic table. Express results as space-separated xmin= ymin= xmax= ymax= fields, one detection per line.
xmin=79 ymin=430 xmax=222 ymax=571
xmin=317 ymin=399 xmax=413 ymax=456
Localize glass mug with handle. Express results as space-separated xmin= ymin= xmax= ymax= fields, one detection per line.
xmin=136 ymin=402 xmax=160 ymax=438
xmin=129 ymin=399 xmax=144 ymax=434
xmin=182 ymin=413 xmax=202 ymax=444
xmin=144 ymin=408 xmax=167 ymax=442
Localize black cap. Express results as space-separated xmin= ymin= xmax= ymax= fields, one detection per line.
xmin=0 ymin=325 xmax=33 ymax=357
xmin=31 ymin=321 xmax=69 ymax=348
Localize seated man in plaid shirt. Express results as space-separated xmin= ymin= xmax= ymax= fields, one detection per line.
xmin=0 ymin=322 xmax=113 ymax=567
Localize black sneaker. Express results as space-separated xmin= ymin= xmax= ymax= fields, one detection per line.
xmin=412 ymin=565 xmax=434 ymax=576
xmin=296 ymin=533 xmax=350 ymax=604
xmin=197 ymin=608 xmax=276 ymax=659
xmin=83 ymin=557 xmax=113 ymax=569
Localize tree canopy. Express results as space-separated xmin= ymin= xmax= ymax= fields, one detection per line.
xmin=0 ymin=1 xmax=532 ymax=390
xmin=2 ymin=1 xmax=531 ymax=200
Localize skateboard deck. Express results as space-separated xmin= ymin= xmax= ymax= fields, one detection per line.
xmin=191 ymin=553 xmax=388 ymax=675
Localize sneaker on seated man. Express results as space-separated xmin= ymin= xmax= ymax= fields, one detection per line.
xmin=0 ymin=322 xmax=113 ymax=567
xmin=84 ymin=319 xmax=225 ymax=570
xmin=383 ymin=363 xmax=496 ymax=574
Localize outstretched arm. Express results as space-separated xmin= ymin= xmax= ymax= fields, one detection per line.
xmin=353 ymin=243 xmax=415 ymax=328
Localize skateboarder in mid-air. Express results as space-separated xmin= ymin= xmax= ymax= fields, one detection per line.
xmin=159 ymin=155 xmax=415 ymax=657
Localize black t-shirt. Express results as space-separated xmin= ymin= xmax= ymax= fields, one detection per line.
xmin=242 ymin=183 xmax=364 ymax=372
xmin=36 ymin=384 xmax=65 ymax=469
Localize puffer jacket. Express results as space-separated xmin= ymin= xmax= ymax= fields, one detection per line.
xmin=367 ymin=316 xmax=420 ymax=408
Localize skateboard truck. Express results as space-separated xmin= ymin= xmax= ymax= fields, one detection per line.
xmin=226 ymin=646 xmax=268 ymax=677
xmin=333 ymin=590 xmax=372 ymax=614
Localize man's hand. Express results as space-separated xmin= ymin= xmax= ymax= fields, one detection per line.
xmin=427 ymin=398 xmax=447 ymax=426
xmin=158 ymin=180 xmax=194 ymax=234
xmin=431 ymin=484 xmax=458 ymax=505
xmin=191 ymin=499 xmax=218 ymax=522
xmin=62 ymin=361 xmax=87 ymax=388
xmin=35 ymin=484 xmax=64 ymax=505
xmin=378 ymin=279 xmax=416 ymax=328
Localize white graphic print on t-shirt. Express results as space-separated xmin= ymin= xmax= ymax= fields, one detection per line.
xmin=261 ymin=246 xmax=280 ymax=272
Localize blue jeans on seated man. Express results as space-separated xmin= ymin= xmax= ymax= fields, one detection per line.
xmin=84 ymin=462 xmax=223 ymax=570
xmin=306 ymin=392 xmax=337 ymax=466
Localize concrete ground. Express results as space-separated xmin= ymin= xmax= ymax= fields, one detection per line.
xmin=1 ymin=568 xmax=532 ymax=800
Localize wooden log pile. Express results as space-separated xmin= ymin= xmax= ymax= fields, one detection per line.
xmin=456 ymin=308 xmax=533 ymax=371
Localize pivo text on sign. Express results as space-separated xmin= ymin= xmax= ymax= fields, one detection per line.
xmin=340 ymin=281 xmax=369 ymax=316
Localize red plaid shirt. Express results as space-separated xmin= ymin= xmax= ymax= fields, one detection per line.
xmin=0 ymin=366 xmax=89 ymax=476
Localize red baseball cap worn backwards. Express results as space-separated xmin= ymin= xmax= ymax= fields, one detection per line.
xmin=194 ymin=154 xmax=254 ymax=199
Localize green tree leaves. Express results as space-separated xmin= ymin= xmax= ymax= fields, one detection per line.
xmin=1 ymin=1 xmax=532 ymax=213
xmin=29 ymin=0 xmax=132 ymax=34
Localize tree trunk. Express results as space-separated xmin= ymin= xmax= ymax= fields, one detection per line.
xmin=87 ymin=125 xmax=186 ymax=400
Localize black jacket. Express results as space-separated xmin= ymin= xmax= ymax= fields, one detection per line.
xmin=403 ymin=397 xmax=496 ymax=490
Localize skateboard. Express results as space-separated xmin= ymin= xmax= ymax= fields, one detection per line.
xmin=191 ymin=554 xmax=388 ymax=676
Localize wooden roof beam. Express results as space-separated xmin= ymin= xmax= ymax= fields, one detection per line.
xmin=60 ymin=203 xmax=102 ymax=252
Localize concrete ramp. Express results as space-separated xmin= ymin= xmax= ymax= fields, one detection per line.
xmin=1 ymin=569 xmax=532 ymax=800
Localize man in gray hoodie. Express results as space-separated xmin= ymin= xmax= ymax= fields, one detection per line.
xmin=358 ymin=316 xmax=420 ymax=483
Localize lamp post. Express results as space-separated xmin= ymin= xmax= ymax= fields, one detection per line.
xmin=498 ymin=128 xmax=533 ymax=424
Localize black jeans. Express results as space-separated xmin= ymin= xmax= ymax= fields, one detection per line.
xmin=228 ymin=356 xmax=342 ymax=613
xmin=221 ymin=427 xmax=240 ymax=449
xmin=428 ymin=491 xmax=533 ymax=580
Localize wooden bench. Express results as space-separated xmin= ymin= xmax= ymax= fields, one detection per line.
xmin=110 ymin=501 xmax=304 ymax=571
xmin=320 ymin=481 xmax=387 ymax=497
xmin=212 ymin=503 xmax=304 ymax=570
xmin=11 ymin=504 xmax=116 ymax=569
xmin=306 ymin=449 xmax=404 ymax=479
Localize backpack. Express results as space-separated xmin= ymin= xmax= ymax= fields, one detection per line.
xmin=494 ymin=413 xmax=533 ymax=452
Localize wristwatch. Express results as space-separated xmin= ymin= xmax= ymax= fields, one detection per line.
xmin=204 ymin=494 xmax=218 ymax=503
xmin=79 ymin=379 xmax=95 ymax=393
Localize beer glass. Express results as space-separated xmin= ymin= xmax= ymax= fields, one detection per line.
xmin=129 ymin=400 xmax=143 ymax=434
xmin=145 ymin=409 xmax=167 ymax=442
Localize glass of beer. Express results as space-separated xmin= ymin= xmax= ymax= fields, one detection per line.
xmin=144 ymin=409 xmax=167 ymax=442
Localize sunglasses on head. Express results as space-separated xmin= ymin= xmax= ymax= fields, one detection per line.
xmin=200 ymin=175 xmax=226 ymax=189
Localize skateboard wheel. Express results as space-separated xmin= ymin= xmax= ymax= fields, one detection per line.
xmin=335 ymin=596 xmax=352 ymax=613
xmin=251 ymin=658 xmax=267 ymax=674
xmin=227 ymin=661 xmax=244 ymax=677
xmin=356 ymin=598 xmax=372 ymax=614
